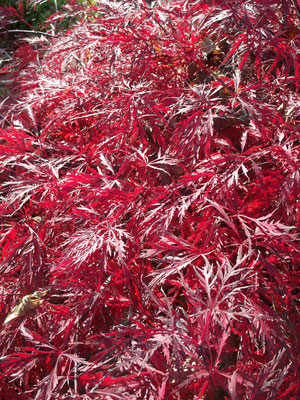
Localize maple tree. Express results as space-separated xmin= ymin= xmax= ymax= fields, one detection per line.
xmin=0 ymin=0 xmax=299 ymax=399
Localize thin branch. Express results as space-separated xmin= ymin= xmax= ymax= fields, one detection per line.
xmin=5 ymin=29 xmax=58 ymax=38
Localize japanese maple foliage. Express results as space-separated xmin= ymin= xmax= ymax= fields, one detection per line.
xmin=0 ymin=0 xmax=299 ymax=399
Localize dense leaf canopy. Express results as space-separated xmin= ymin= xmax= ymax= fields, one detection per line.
xmin=0 ymin=0 xmax=299 ymax=398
